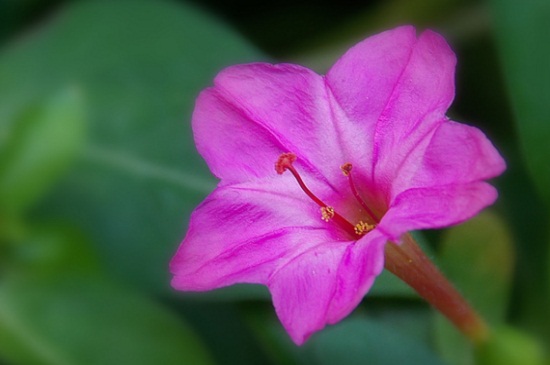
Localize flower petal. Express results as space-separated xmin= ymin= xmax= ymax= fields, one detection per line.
xmin=325 ymin=230 xmax=388 ymax=323
xmin=371 ymin=29 xmax=457 ymax=197
xmin=268 ymin=231 xmax=387 ymax=345
xmin=192 ymin=88 xmax=286 ymax=184
xmin=325 ymin=26 xmax=418 ymax=168
xmin=193 ymin=63 xmax=346 ymax=186
xmin=385 ymin=119 xmax=506 ymax=199
xmin=326 ymin=27 xmax=457 ymax=200
xmin=170 ymin=179 xmax=337 ymax=291
xmin=378 ymin=182 xmax=498 ymax=242
xmin=412 ymin=120 xmax=506 ymax=187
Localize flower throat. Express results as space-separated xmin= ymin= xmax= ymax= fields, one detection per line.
xmin=275 ymin=152 xmax=378 ymax=237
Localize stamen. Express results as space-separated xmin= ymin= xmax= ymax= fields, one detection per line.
xmin=321 ymin=206 xmax=335 ymax=222
xmin=341 ymin=163 xmax=379 ymax=223
xmin=354 ymin=221 xmax=375 ymax=236
xmin=340 ymin=162 xmax=353 ymax=177
xmin=276 ymin=153 xmax=357 ymax=236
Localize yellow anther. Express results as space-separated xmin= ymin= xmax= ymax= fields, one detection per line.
xmin=321 ymin=206 xmax=335 ymax=222
xmin=354 ymin=221 xmax=375 ymax=236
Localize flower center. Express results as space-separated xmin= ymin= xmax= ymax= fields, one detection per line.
xmin=275 ymin=152 xmax=377 ymax=237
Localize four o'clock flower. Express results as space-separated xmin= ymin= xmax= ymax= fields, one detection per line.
xmin=170 ymin=26 xmax=506 ymax=345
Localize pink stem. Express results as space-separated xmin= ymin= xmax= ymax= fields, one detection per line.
xmin=384 ymin=234 xmax=490 ymax=344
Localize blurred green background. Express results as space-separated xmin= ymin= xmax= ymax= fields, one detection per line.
xmin=0 ymin=0 xmax=548 ymax=364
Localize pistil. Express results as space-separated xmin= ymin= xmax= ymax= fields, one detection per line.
xmin=341 ymin=163 xmax=378 ymax=223
xmin=276 ymin=153 xmax=361 ymax=237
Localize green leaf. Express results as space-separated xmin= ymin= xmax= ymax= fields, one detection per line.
xmin=0 ymin=224 xmax=213 ymax=365
xmin=438 ymin=212 xmax=514 ymax=324
xmin=368 ymin=269 xmax=416 ymax=297
xmin=3 ymin=223 xmax=101 ymax=279
xmin=303 ymin=317 xmax=446 ymax=365
xmin=475 ymin=326 xmax=545 ymax=365
xmin=0 ymin=0 xmax=263 ymax=294
xmin=490 ymin=0 xmax=550 ymax=204
xmin=434 ymin=212 xmax=514 ymax=365
xmin=434 ymin=318 xmax=473 ymax=365
xmin=0 ymin=277 xmax=214 ymax=365
xmin=0 ymin=87 xmax=86 ymax=214
xmin=292 ymin=0 xmax=470 ymax=72
xmin=245 ymin=305 xmax=443 ymax=365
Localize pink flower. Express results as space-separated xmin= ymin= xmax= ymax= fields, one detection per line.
xmin=170 ymin=26 xmax=505 ymax=345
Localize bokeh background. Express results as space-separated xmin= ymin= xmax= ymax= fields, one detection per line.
xmin=0 ymin=0 xmax=548 ymax=364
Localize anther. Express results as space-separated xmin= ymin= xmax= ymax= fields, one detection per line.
xmin=354 ymin=221 xmax=375 ymax=236
xmin=341 ymin=162 xmax=352 ymax=176
xmin=321 ymin=206 xmax=335 ymax=222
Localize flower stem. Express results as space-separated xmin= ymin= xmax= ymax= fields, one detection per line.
xmin=384 ymin=233 xmax=490 ymax=344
